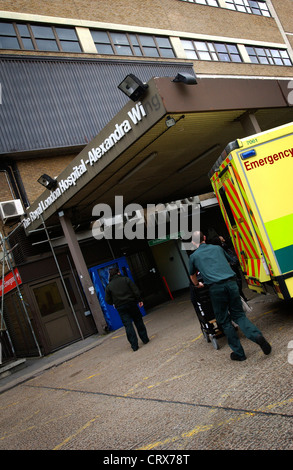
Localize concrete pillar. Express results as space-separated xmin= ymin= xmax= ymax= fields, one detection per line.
xmin=240 ymin=111 xmax=261 ymax=135
xmin=58 ymin=211 xmax=105 ymax=333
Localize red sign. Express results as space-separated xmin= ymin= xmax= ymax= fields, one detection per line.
xmin=0 ymin=268 xmax=22 ymax=297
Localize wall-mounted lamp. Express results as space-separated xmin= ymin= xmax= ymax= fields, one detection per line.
xmin=118 ymin=74 xmax=149 ymax=102
xmin=165 ymin=116 xmax=176 ymax=128
xmin=37 ymin=174 xmax=57 ymax=190
xmin=173 ymin=72 xmax=197 ymax=85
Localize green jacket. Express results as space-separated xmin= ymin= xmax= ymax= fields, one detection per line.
xmin=105 ymin=274 xmax=142 ymax=307
xmin=189 ymin=243 xmax=235 ymax=285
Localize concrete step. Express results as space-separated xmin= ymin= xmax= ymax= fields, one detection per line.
xmin=0 ymin=359 xmax=27 ymax=379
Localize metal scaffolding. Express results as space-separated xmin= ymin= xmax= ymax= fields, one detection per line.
xmin=0 ymin=226 xmax=42 ymax=363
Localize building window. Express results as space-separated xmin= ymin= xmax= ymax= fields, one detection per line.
xmin=16 ymin=24 xmax=34 ymax=50
xmin=181 ymin=39 xmax=242 ymax=62
xmin=246 ymin=46 xmax=292 ymax=66
xmin=90 ymin=30 xmax=114 ymax=54
xmin=225 ymin=0 xmax=270 ymax=16
xmin=91 ymin=30 xmax=175 ymax=58
xmin=0 ymin=22 xmax=82 ymax=52
xmin=0 ymin=22 xmax=20 ymax=49
xmin=180 ymin=0 xmax=219 ymax=6
xmin=111 ymin=31 xmax=133 ymax=55
xmin=33 ymin=282 xmax=65 ymax=317
xmin=55 ymin=27 xmax=83 ymax=53
xmin=31 ymin=25 xmax=59 ymax=51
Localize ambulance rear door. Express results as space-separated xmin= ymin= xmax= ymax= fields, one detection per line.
xmin=234 ymin=124 xmax=293 ymax=299
xmin=213 ymin=160 xmax=270 ymax=294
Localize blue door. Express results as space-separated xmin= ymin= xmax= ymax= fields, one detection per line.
xmin=89 ymin=257 xmax=145 ymax=331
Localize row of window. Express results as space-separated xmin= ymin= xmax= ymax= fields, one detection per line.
xmin=246 ymin=46 xmax=292 ymax=66
xmin=180 ymin=0 xmax=271 ymax=17
xmin=182 ymin=40 xmax=242 ymax=62
xmin=0 ymin=22 xmax=82 ymax=52
xmin=225 ymin=0 xmax=270 ymax=16
xmin=183 ymin=39 xmax=292 ymax=66
xmin=0 ymin=21 xmax=291 ymax=67
xmin=0 ymin=22 xmax=175 ymax=58
xmin=91 ymin=30 xmax=175 ymax=58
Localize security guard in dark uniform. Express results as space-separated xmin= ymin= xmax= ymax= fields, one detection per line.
xmin=105 ymin=268 xmax=149 ymax=351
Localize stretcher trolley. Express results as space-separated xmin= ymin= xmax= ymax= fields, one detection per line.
xmin=190 ymin=282 xmax=223 ymax=350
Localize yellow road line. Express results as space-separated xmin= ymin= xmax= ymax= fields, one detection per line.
xmin=137 ymin=397 xmax=293 ymax=450
xmin=53 ymin=415 xmax=100 ymax=450
xmin=0 ymin=412 xmax=72 ymax=442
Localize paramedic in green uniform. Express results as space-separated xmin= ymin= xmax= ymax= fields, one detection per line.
xmin=189 ymin=231 xmax=271 ymax=361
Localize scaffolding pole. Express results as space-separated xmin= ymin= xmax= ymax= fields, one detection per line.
xmin=1 ymin=232 xmax=16 ymax=364
xmin=0 ymin=230 xmax=42 ymax=359
xmin=31 ymin=216 xmax=84 ymax=340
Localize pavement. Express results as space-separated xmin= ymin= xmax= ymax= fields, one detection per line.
xmin=0 ymin=329 xmax=111 ymax=394
xmin=0 ymin=285 xmax=285 ymax=396
xmin=0 ymin=286 xmax=293 ymax=450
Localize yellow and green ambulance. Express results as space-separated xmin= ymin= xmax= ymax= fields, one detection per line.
xmin=209 ymin=122 xmax=293 ymax=300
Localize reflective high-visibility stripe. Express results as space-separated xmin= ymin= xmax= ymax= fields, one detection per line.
xmin=211 ymin=165 xmax=267 ymax=283
xmin=232 ymin=166 xmax=273 ymax=275
xmin=224 ymin=178 xmax=259 ymax=259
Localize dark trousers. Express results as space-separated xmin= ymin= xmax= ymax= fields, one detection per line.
xmin=117 ymin=301 xmax=149 ymax=350
xmin=209 ymin=279 xmax=261 ymax=357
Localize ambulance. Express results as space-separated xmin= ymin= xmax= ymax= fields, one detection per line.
xmin=209 ymin=122 xmax=293 ymax=300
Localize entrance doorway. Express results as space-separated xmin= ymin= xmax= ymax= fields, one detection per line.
xmin=150 ymin=239 xmax=190 ymax=295
xmin=32 ymin=277 xmax=82 ymax=351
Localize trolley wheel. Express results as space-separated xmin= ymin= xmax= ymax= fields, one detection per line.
xmin=209 ymin=334 xmax=220 ymax=350
xmin=202 ymin=329 xmax=210 ymax=343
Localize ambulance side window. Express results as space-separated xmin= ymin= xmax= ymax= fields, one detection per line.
xmin=219 ymin=186 xmax=236 ymax=227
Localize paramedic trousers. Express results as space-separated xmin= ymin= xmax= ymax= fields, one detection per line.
xmin=208 ymin=278 xmax=261 ymax=358
xmin=117 ymin=301 xmax=149 ymax=350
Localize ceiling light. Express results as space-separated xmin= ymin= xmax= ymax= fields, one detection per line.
xmin=165 ymin=116 xmax=176 ymax=128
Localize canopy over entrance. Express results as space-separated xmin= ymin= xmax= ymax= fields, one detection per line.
xmin=23 ymin=76 xmax=292 ymax=233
